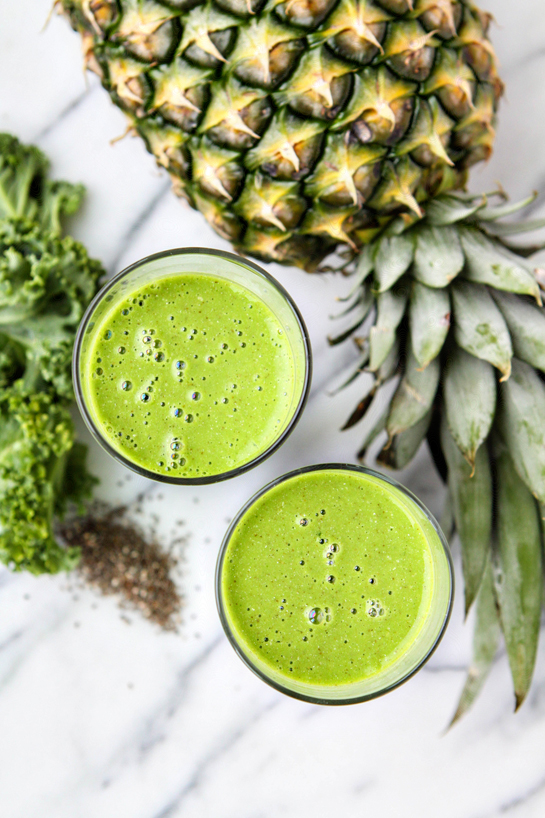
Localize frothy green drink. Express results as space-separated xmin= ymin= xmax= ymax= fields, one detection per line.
xmin=75 ymin=250 xmax=310 ymax=482
xmin=218 ymin=466 xmax=452 ymax=703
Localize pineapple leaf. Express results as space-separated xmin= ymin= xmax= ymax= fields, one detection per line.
xmin=449 ymin=558 xmax=500 ymax=727
xmin=493 ymin=445 xmax=542 ymax=711
xmin=443 ymin=345 xmax=496 ymax=468
xmin=413 ymin=225 xmax=464 ymax=288
xmin=332 ymin=346 xmax=370 ymax=393
xmin=451 ymin=280 xmax=512 ymax=379
xmin=425 ymin=194 xmax=486 ymax=227
xmin=337 ymin=245 xmax=376 ymax=301
xmin=497 ymin=239 xmax=545 ymax=258
xmin=342 ymin=382 xmax=377 ymax=431
xmin=460 ymin=227 xmax=541 ymax=302
xmin=368 ymin=287 xmax=407 ymax=371
xmin=386 ymin=345 xmax=439 ymax=437
xmin=491 ymin=289 xmax=545 ymax=372
xmin=441 ymin=417 xmax=492 ymax=615
xmin=497 ymin=358 xmax=545 ymax=504
xmin=474 ymin=192 xmax=537 ymax=222
xmin=374 ymin=232 xmax=414 ymax=292
xmin=327 ymin=285 xmax=374 ymax=345
xmin=483 ymin=216 xmax=545 ymax=236
xmin=409 ymin=281 xmax=450 ymax=368
xmin=377 ymin=408 xmax=431 ymax=470
xmin=376 ymin=334 xmax=401 ymax=383
xmin=357 ymin=388 xmax=393 ymax=460
xmin=330 ymin=283 xmax=372 ymax=319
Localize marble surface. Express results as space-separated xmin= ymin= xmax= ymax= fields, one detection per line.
xmin=2 ymin=2 xmax=545 ymax=816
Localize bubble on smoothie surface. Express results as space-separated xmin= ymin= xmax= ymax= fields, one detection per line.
xmin=121 ymin=381 xmax=132 ymax=391
xmin=299 ymin=518 xmax=309 ymax=527
xmin=367 ymin=600 xmax=385 ymax=618
xmin=308 ymin=608 xmax=324 ymax=625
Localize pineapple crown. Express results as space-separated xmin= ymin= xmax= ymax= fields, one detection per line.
xmin=329 ymin=188 xmax=545 ymax=717
xmin=330 ymin=189 xmax=545 ymax=448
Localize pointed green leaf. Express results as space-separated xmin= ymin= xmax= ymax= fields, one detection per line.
xmin=332 ymin=346 xmax=370 ymax=393
xmin=441 ymin=417 xmax=492 ymax=615
xmin=356 ymin=241 xmax=377 ymax=279
xmin=449 ymin=558 xmax=500 ymax=726
xmin=338 ymin=244 xmax=376 ymax=302
xmin=451 ymin=280 xmax=513 ymax=379
xmin=443 ymin=346 xmax=496 ymax=466
xmin=376 ymin=335 xmax=401 ymax=383
xmin=357 ymin=392 xmax=391 ymax=461
xmin=497 ymin=358 xmax=545 ymax=504
xmin=328 ymin=284 xmax=374 ymax=345
xmin=374 ymin=233 xmax=415 ymax=292
xmin=378 ymin=408 xmax=431 ymax=469
xmin=500 ymin=240 xmax=545 ymax=258
xmin=409 ymin=282 xmax=450 ymax=368
xmin=342 ymin=382 xmax=377 ymax=431
xmin=484 ymin=216 xmax=545 ymax=236
xmin=475 ymin=192 xmax=537 ymax=222
xmin=425 ymin=194 xmax=485 ymax=226
xmin=439 ymin=491 xmax=454 ymax=541
xmin=387 ymin=345 xmax=439 ymax=437
xmin=494 ymin=446 xmax=542 ymax=710
xmin=412 ymin=225 xmax=464 ymax=288
xmin=331 ymin=283 xmax=372 ymax=319
xmin=460 ymin=227 xmax=541 ymax=301
xmin=368 ymin=287 xmax=408 ymax=371
xmin=491 ymin=289 xmax=545 ymax=373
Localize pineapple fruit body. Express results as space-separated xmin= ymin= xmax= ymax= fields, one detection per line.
xmin=59 ymin=0 xmax=501 ymax=270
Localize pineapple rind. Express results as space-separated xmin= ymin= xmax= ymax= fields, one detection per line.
xmin=58 ymin=0 xmax=501 ymax=269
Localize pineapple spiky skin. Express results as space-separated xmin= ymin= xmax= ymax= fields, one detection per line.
xmin=58 ymin=0 xmax=501 ymax=270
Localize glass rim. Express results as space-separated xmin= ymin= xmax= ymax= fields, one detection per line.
xmin=216 ymin=463 xmax=454 ymax=705
xmin=72 ymin=247 xmax=312 ymax=486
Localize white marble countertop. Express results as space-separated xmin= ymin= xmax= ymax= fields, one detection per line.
xmin=2 ymin=2 xmax=545 ymax=816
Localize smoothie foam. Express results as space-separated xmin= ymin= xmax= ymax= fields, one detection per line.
xmin=80 ymin=273 xmax=298 ymax=479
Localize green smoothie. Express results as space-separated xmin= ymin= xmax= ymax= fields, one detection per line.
xmin=219 ymin=468 xmax=452 ymax=696
xmin=80 ymin=273 xmax=298 ymax=478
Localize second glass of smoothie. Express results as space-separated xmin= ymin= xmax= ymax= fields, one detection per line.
xmin=74 ymin=248 xmax=311 ymax=483
xmin=217 ymin=464 xmax=453 ymax=704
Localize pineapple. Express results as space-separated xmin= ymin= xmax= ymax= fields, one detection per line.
xmin=58 ymin=0 xmax=545 ymax=720
xmin=57 ymin=0 xmax=501 ymax=270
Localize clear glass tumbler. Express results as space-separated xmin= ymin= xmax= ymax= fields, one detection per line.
xmin=216 ymin=464 xmax=453 ymax=705
xmin=73 ymin=248 xmax=311 ymax=484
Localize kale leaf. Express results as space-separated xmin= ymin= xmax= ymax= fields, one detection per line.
xmin=0 ymin=133 xmax=103 ymax=573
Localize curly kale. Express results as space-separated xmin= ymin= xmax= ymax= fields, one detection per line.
xmin=0 ymin=219 xmax=103 ymax=398
xmin=0 ymin=133 xmax=84 ymax=232
xmin=0 ymin=133 xmax=103 ymax=573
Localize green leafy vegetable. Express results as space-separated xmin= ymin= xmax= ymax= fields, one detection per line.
xmin=0 ymin=133 xmax=102 ymax=573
